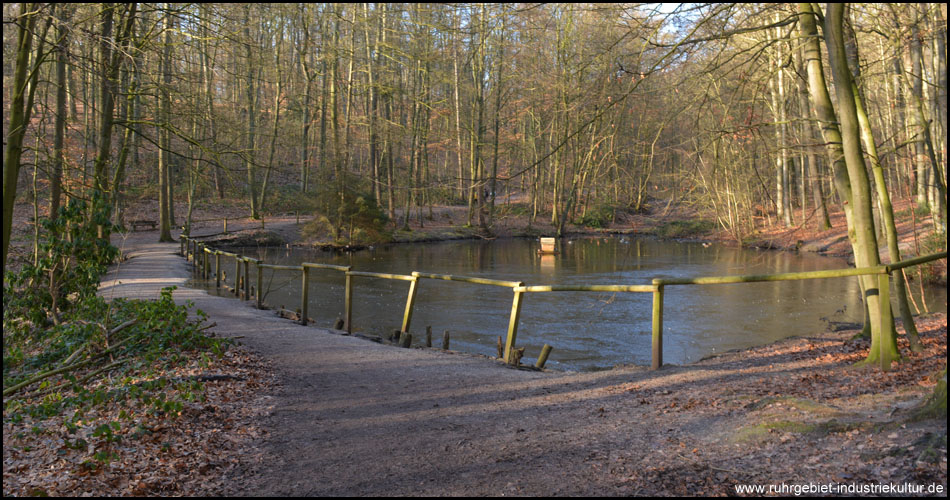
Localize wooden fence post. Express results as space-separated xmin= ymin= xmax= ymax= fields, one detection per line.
xmin=256 ymin=260 xmax=264 ymax=309
xmin=536 ymin=344 xmax=553 ymax=369
xmin=503 ymin=290 xmax=525 ymax=364
xmin=197 ymin=243 xmax=204 ymax=274
xmin=300 ymin=266 xmax=310 ymax=325
xmin=651 ymin=283 xmax=664 ymax=370
xmin=243 ymin=258 xmax=250 ymax=300
xmin=401 ymin=276 xmax=419 ymax=333
xmin=344 ymin=273 xmax=353 ymax=333
xmin=215 ymin=251 xmax=221 ymax=289
xmin=234 ymin=255 xmax=241 ymax=297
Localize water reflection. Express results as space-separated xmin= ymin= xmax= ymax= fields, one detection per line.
xmin=199 ymin=237 xmax=946 ymax=371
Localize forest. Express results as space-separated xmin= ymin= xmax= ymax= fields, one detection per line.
xmin=2 ymin=3 xmax=947 ymax=495
xmin=3 ymin=3 xmax=946 ymax=246
xmin=4 ymin=2 xmax=947 ymax=366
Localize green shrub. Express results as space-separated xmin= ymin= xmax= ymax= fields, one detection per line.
xmin=264 ymin=184 xmax=311 ymax=214
xmin=655 ymin=219 xmax=716 ymax=238
xmin=302 ymin=175 xmax=391 ymax=245
xmin=4 ymin=198 xmax=118 ymax=327
xmin=574 ymin=205 xmax=615 ymax=229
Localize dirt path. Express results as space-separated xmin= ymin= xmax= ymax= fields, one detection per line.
xmin=98 ymin=229 xmax=947 ymax=496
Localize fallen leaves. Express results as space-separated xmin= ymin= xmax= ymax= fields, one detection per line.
xmin=3 ymin=346 xmax=276 ymax=497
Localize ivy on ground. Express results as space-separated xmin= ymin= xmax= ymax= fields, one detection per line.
xmin=3 ymin=199 xmax=232 ymax=475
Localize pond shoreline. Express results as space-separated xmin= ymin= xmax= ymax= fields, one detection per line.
xmin=4 ymin=209 xmax=945 ymax=496
xmin=177 ymin=196 xmax=944 ymax=286
xmin=113 ymin=237 xmax=950 ymax=495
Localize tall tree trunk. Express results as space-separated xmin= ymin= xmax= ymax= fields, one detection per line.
xmin=259 ymin=17 xmax=285 ymax=214
xmin=899 ymin=6 xmax=948 ymax=226
xmin=844 ymin=13 xmax=923 ymax=351
xmin=3 ymin=4 xmax=43 ymax=274
xmin=201 ymin=4 xmax=224 ymax=199
xmin=488 ymin=13 xmax=505 ymax=229
xmin=452 ymin=8 xmax=465 ymax=201
xmin=823 ymin=3 xmax=895 ymax=368
xmin=769 ymin=19 xmax=793 ymax=227
xmin=300 ymin=6 xmax=314 ymax=193
xmin=51 ymin=4 xmax=70 ymax=222
xmin=794 ymin=42 xmax=831 ymax=230
xmin=157 ymin=4 xmax=174 ymax=241
xmin=92 ymin=4 xmax=116 ymax=198
xmin=363 ymin=3 xmax=380 ymax=203
xmin=243 ymin=5 xmax=260 ymax=219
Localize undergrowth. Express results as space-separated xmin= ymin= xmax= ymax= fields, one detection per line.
xmin=302 ymin=175 xmax=391 ymax=245
xmin=654 ymin=219 xmax=716 ymax=239
xmin=3 ymin=200 xmax=231 ymax=472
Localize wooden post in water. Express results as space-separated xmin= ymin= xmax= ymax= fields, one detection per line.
xmin=195 ymin=243 xmax=202 ymax=274
xmin=442 ymin=330 xmax=450 ymax=350
xmin=651 ymin=282 xmax=664 ymax=370
xmin=223 ymin=218 xmax=228 ymax=234
xmin=300 ymin=266 xmax=310 ymax=325
xmin=180 ymin=236 xmax=186 ymax=256
xmin=256 ymin=260 xmax=264 ymax=309
xmin=215 ymin=251 xmax=221 ymax=289
xmin=503 ymin=290 xmax=525 ymax=364
xmin=243 ymin=258 xmax=251 ymax=301
xmin=426 ymin=326 xmax=432 ymax=347
xmin=234 ymin=255 xmax=241 ymax=297
xmin=344 ymin=273 xmax=353 ymax=333
xmin=403 ymin=282 xmax=418 ymax=333
xmin=536 ymin=344 xmax=553 ymax=369
xmin=401 ymin=276 xmax=419 ymax=333
xmin=203 ymin=248 xmax=210 ymax=279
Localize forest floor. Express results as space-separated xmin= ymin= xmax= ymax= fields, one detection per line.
xmin=3 ymin=195 xmax=946 ymax=496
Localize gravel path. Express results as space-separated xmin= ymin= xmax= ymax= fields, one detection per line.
xmin=98 ymin=230 xmax=947 ymax=496
xmin=99 ymin=232 xmax=674 ymax=495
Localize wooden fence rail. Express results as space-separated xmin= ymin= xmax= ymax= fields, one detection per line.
xmin=177 ymin=235 xmax=946 ymax=371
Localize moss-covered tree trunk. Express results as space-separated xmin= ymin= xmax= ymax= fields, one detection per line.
xmin=823 ymin=3 xmax=897 ymax=367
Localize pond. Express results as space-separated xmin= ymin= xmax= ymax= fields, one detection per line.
xmin=194 ymin=236 xmax=946 ymax=372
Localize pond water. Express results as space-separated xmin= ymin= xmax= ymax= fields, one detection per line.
xmin=194 ymin=236 xmax=946 ymax=372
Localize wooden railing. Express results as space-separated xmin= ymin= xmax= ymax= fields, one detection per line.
xmin=179 ymin=235 xmax=946 ymax=372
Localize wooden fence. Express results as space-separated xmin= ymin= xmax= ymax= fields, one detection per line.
xmin=179 ymin=235 xmax=946 ymax=372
